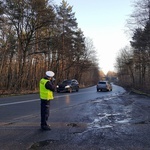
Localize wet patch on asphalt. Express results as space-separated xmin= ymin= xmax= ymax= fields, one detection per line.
xmin=29 ymin=139 xmax=60 ymax=150
xmin=67 ymin=123 xmax=79 ymax=127
xmin=87 ymin=95 xmax=133 ymax=130
xmin=28 ymin=122 xmax=87 ymax=150
xmin=133 ymin=120 xmax=150 ymax=124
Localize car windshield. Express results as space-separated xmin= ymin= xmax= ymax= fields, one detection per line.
xmin=62 ymin=80 xmax=71 ymax=84
xmin=98 ymin=82 xmax=106 ymax=84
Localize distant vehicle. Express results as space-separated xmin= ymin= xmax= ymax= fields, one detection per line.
xmin=56 ymin=79 xmax=79 ymax=93
xmin=96 ymin=81 xmax=112 ymax=92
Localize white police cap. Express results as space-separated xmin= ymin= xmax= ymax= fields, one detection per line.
xmin=46 ymin=71 xmax=55 ymax=77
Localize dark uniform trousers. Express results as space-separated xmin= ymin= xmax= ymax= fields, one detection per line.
xmin=41 ymin=100 xmax=50 ymax=126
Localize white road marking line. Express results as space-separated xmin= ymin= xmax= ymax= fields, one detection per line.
xmin=0 ymin=91 xmax=94 ymax=107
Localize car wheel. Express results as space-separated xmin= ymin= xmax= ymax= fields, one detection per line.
xmin=76 ymin=88 xmax=79 ymax=92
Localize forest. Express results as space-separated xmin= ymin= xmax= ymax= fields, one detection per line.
xmin=0 ymin=0 xmax=100 ymax=95
xmin=116 ymin=0 xmax=150 ymax=94
xmin=1 ymin=0 xmax=149 ymax=96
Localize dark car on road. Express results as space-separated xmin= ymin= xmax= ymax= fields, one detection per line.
xmin=56 ymin=79 xmax=79 ymax=93
xmin=96 ymin=81 xmax=112 ymax=92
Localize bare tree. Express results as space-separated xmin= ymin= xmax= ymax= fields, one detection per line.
xmin=116 ymin=46 xmax=134 ymax=87
xmin=0 ymin=0 xmax=100 ymax=95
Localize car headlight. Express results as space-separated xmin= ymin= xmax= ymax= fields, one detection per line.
xmin=65 ymin=85 xmax=70 ymax=88
xmin=56 ymin=85 xmax=59 ymax=88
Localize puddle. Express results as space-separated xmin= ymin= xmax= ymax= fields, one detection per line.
xmin=116 ymin=118 xmax=131 ymax=124
xmin=103 ymin=97 xmax=115 ymax=101
xmin=99 ymin=125 xmax=112 ymax=128
xmin=88 ymin=121 xmax=113 ymax=129
xmin=98 ymin=113 xmax=121 ymax=117
xmin=29 ymin=139 xmax=59 ymax=149
xmin=67 ymin=123 xmax=78 ymax=127
xmin=133 ymin=120 xmax=150 ymax=124
xmin=87 ymin=112 xmax=131 ymax=130
xmin=88 ymin=118 xmax=113 ymax=129
xmin=92 ymin=99 xmax=103 ymax=103
xmin=93 ymin=96 xmax=118 ymax=103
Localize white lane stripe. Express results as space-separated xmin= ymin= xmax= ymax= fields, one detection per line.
xmin=0 ymin=91 xmax=94 ymax=107
xmin=0 ymin=99 xmax=39 ymax=106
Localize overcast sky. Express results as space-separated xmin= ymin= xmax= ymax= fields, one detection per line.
xmin=54 ymin=0 xmax=133 ymax=74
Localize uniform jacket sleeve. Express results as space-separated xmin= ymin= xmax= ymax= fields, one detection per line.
xmin=45 ymin=81 xmax=55 ymax=92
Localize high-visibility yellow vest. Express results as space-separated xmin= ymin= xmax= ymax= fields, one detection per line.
xmin=39 ymin=78 xmax=54 ymax=100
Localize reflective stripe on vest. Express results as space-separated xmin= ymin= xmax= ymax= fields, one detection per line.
xmin=40 ymin=78 xmax=53 ymax=100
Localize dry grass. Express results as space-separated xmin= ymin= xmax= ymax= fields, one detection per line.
xmin=0 ymin=90 xmax=38 ymax=97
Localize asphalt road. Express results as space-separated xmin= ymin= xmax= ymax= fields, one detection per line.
xmin=0 ymin=84 xmax=125 ymax=122
xmin=0 ymin=84 xmax=150 ymax=150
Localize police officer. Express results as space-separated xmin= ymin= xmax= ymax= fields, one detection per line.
xmin=39 ymin=71 xmax=55 ymax=130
